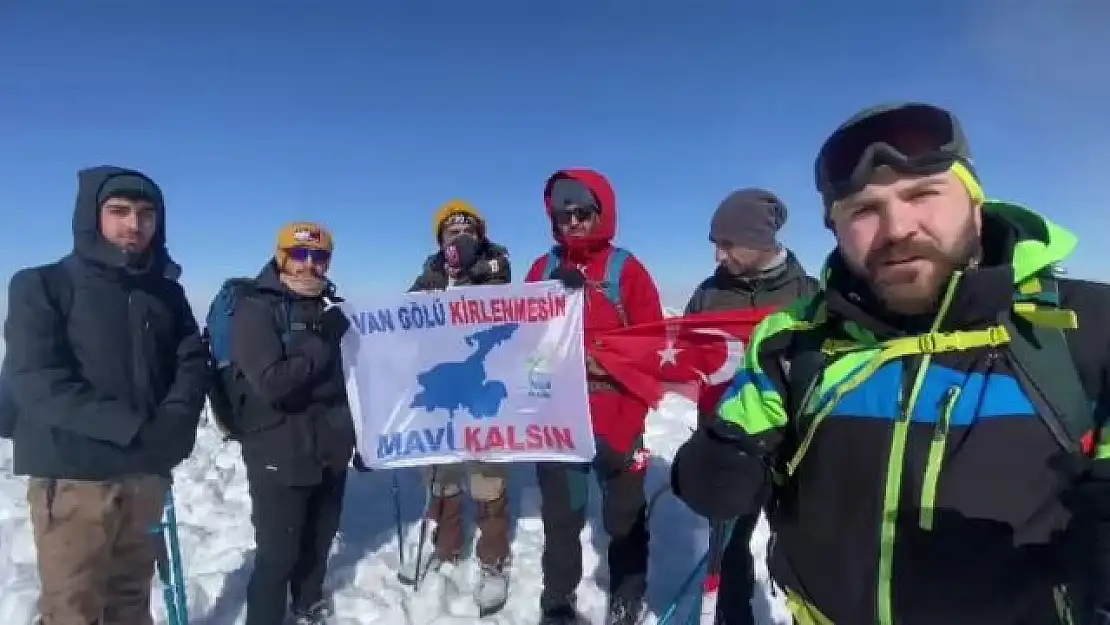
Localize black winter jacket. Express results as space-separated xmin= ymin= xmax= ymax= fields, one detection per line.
xmin=3 ymin=166 xmax=208 ymax=480
xmin=685 ymin=250 xmax=818 ymax=315
xmin=230 ymin=262 xmax=355 ymax=486
xmin=409 ymin=239 xmax=510 ymax=291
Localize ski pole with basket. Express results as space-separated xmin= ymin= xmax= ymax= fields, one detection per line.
xmin=150 ymin=488 xmax=189 ymax=625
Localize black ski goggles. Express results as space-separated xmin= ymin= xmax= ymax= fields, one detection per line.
xmin=815 ymin=103 xmax=971 ymax=204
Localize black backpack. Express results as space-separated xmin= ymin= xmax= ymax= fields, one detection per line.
xmin=0 ymin=262 xmax=73 ymax=440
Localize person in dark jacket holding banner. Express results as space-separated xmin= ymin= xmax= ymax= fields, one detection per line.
xmin=404 ymin=199 xmax=513 ymax=616
xmin=230 ymin=222 xmax=356 ymax=625
xmin=3 ymin=166 xmax=208 ymax=625
xmin=684 ymin=188 xmax=818 ymax=625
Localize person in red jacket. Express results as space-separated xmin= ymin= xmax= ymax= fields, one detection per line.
xmin=524 ymin=168 xmax=663 ymax=625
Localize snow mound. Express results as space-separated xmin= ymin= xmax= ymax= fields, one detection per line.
xmin=0 ymin=396 xmax=789 ymax=624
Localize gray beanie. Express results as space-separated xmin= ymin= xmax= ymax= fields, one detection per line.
xmin=709 ymin=188 xmax=787 ymax=251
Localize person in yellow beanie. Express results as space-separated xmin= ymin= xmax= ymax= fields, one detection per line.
xmin=225 ymin=220 xmax=356 ymax=625
xmin=402 ymin=199 xmax=513 ymax=616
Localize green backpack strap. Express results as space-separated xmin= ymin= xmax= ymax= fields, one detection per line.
xmin=1003 ymin=275 xmax=1094 ymax=455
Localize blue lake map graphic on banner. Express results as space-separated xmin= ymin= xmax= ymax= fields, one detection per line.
xmin=410 ymin=323 xmax=519 ymax=419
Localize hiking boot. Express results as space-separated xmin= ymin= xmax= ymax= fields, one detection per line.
xmin=538 ymin=602 xmax=580 ymax=625
xmin=475 ymin=492 xmax=511 ymax=566
xmin=474 ymin=559 xmax=510 ymax=616
xmin=429 ymin=494 xmax=464 ymax=561
xmin=605 ymin=595 xmax=645 ymax=625
xmin=292 ymin=600 xmax=334 ymax=624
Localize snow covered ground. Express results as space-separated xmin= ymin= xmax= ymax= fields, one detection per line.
xmin=0 ymin=394 xmax=790 ymax=624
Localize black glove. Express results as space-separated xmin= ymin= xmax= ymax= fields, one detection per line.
xmin=549 ymin=264 xmax=586 ymax=290
xmin=593 ymin=439 xmax=631 ymax=479
xmin=318 ymin=305 xmax=350 ymax=344
xmin=352 ymin=451 xmax=372 ymax=472
xmin=1091 ymin=608 xmax=1110 ymax=625
xmin=139 ymin=408 xmax=199 ymax=468
xmin=671 ymin=422 xmax=769 ymax=521
xmin=1054 ymin=452 xmax=1110 ymax=611
xmin=444 ymin=234 xmax=481 ymax=275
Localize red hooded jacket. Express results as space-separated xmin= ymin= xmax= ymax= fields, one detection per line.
xmin=524 ymin=168 xmax=663 ymax=457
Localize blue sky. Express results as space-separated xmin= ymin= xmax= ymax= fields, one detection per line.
xmin=1 ymin=0 xmax=1107 ymax=322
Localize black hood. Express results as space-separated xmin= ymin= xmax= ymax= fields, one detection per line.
xmin=72 ymin=165 xmax=180 ymax=280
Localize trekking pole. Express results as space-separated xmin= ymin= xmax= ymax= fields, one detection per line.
xmin=658 ymin=547 xmax=709 ymax=625
xmin=690 ymin=520 xmax=734 ymax=625
xmin=163 ymin=491 xmax=190 ymax=625
xmin=412 ymin=466 xmax=438 ymax=592
xmin=391 ymin=472 xmax=407 ymax=569
xmin=398 ymin=466 xmax=437 ymax=590
xmin=150 ymin=490 xmax=188 ymax=625
xmin=154 ymin=538 xmax=178 ymax=625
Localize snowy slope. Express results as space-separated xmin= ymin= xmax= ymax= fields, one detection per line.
xmin=0 ymin=395 xmax=790 ymax=625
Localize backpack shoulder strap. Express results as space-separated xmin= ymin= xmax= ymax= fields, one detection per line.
xmin=603 ymin=247 xmax=631 ymax=326
xmin=233 ymin=282 xmax=294 ymax=350
xmin=541 ymin=247 xmax=561 ymax=280
xmin=1004 ymin=274 xmax=1092 ymax=453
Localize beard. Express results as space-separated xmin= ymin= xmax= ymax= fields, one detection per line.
xmin=862 ymin=219 xmax=980 ymax=316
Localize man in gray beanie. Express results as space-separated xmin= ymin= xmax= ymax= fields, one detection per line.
xmin=683 ymin=187 xmax=818 ymax=625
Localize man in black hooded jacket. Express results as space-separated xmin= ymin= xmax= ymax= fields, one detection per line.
xmin=228 ymin=221 xmax=356 ymax=625
xmin=3 ymin=165 xmax=208 ymax=625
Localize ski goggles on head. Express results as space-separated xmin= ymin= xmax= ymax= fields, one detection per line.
xmin=284 ymin=247 xmax=332 ymax=264
xmin=548 ymin=177 xmax=600 ymax=218
xmin=815 ymin=103 xmax=972 ymax=205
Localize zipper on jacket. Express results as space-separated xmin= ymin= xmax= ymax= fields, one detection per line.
xmin=918 ymin=386 xmax=961 ymax=530
xmin=126 ymin=291 xmax=138 ymax=410
xmin=127 ymin=291 xmax=147 ymax=413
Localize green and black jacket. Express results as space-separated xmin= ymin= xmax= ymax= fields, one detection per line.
xmin=718 ymin=202 xmax=1110 ymax=625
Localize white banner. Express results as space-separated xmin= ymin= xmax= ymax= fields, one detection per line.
xmin=341 ymin=281 xmax=595 ymax=469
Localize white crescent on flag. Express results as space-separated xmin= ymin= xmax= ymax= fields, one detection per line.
xmin=689 ymin=327 xmax=745 ymax=386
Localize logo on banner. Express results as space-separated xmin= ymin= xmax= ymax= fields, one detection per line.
xmin=525 ymin=354 xmax=554 ymax=399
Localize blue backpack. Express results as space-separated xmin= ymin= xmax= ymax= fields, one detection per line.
xmin=202 ymin=278 xmax=291 ymax=439
xmin=539 ymin=246 xmax=631 ymax=326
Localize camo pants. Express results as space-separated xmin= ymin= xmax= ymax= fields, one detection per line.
xmin=27 ymin=475 xmax=169 ymax=625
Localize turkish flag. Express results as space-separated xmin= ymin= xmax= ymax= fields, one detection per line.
xmin=591 ymin=308 xmax=776 ymax=415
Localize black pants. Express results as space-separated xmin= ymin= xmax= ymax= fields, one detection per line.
xmin=717 ymin=512 xmax=759 ymax=625
xmin=536 ymin=461 xmax=649 ymax=610
xmin=245 ymin=468 xmax=347 ymax=625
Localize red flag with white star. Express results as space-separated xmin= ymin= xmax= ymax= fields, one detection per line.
xmin=590 ymin=308 xmax=776 ymax=415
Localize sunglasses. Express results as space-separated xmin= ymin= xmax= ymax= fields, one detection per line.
xmin=285 ymin=247 xmax=332 ymax=264
xmin=553 ymin=206 xmax=598 ymax=225
xmin=816 ymin=103 xmax=969 ymax=203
